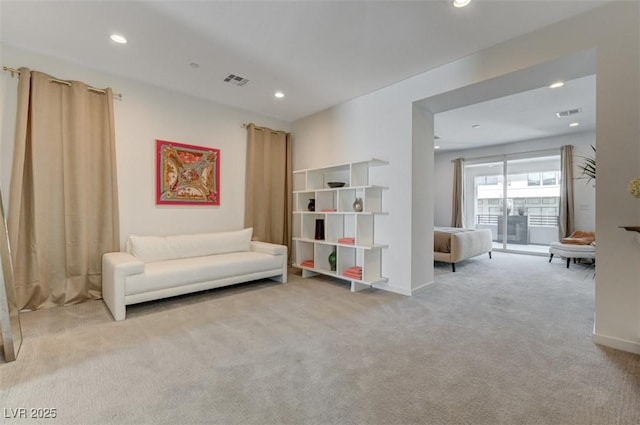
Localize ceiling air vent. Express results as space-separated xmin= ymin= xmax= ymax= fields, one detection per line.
xmin=556 ymin=108 xmax=582 ymax=118
xmin=224 ymin=74 xmax=249 ymax=87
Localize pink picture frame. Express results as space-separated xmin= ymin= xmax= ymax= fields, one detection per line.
xmin=156 ymin=140 xmax=220 ymax=206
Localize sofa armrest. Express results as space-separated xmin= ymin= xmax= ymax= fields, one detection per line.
xmin=250 ymin=241 xmax=287 ymax=256
xmin=102 ymin=252 xmax=145 ymax=321
xmin=450 ymin=230 xmax=492 ymax=263
xmin=250 ymin=241 xmax=288 ymax=283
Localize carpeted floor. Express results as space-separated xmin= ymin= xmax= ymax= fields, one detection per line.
xmin=1 ymin=253 xmax=638 ymax=425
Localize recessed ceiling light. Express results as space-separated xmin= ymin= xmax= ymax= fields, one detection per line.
xmin=549 ymin=81 xmax=565 ymax=89
xmin=453 ymin=0 xmax=471 ymax=8
xmin=274 ymin=91 xmax=285 ymax=98
xmin=110 ymin=34 xmax=127 ymax=44
xmin=569 ymin=122 xmax=580 ymax=127
xmin=435 ymin=145 xmax=441 ymax=149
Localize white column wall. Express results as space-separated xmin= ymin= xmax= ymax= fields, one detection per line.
xmin=412 ymin=105 xmax=434 ymax=291
xmin=590 ymin=3 xmax=640 ymax=353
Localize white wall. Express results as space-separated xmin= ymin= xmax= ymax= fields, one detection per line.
xmin=412 ymin=105 xmax=434 ymax=291
xmin=0 ymin=44 xmax=291 ymax=249
xmin=293 ymin=2 xmax=640 ymax=353
xmin=433 ymin=132 xmax=596 ymax=232
xmin=292 ymin=88 xmax=414 ymax=296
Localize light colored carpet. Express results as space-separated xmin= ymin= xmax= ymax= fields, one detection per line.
xmin=1 ymin=253 xmax=638 ymax=425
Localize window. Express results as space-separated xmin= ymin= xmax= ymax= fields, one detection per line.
xmin=542 ymin=171 xmax=558 ymax=186
xmin=478 ymin=175 xmax=502 ymax=185
xmin=527 ymin=173 xmax=540 ymax=186
xmin=529 ymin=171 xmax=559 ymax=186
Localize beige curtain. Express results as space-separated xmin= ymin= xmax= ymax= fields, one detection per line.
xmin=244 ymin=124 xmax=292 ymax=254
xmin=559 ymin=145 xmax=575 ymax=238
xmin=451 ymin=158 xmax=464 ymax=227
xmin=8 ymin=68 xmax=120 ymax=310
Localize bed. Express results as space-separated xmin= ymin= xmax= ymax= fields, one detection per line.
xmin=434 ymin=227 xmax=493 ymax=272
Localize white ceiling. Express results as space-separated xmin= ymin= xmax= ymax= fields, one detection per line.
xmin=434 ymin=74 xmax=596 ymax=151
xmin=1 ymin=0 xmax=607 ymax=148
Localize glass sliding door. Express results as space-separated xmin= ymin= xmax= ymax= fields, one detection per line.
xmin=463 ymin=159 xmax=504 ymax=251
xmin=504 ymin=154 xmax=561 ymax=253
xmin=464 ymin=150 xmax=561 ymax=254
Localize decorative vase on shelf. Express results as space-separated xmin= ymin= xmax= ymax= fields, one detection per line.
xmin=328 ymin=247 xmax=337 ymax=271
xmin=307 ymin=198 xmax=315 ymax=212
xmin=352 ymin=197 xmax=363 ymax=212
xmin=314 ymin=219 xmax=325 ymax=240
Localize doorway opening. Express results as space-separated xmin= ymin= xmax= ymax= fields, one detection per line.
xmin=417 ymin=49 xmax=596 ymax=258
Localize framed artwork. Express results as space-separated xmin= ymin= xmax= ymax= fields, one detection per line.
xmin=156 ymin=140 xmax=220 ymax=205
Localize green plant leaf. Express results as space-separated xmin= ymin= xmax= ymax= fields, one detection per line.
xmin=577 ymin=145 xmax=596 ymax=183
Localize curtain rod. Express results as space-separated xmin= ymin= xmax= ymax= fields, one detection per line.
xmin=450 ymin=147 xmax=562 ymax=163
xmin=242 ymin=123 xmax=263 ymax=131
xmin=242 ymin=123 xmax=270 ymax=131
xmin=242 ymin=123 xmax=287 ymax=135
xmin=2 ymin=66 xmax=122 ymax=100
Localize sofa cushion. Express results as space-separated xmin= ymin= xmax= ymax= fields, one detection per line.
xmin=560 ymin=230 xmax=595 ymax=245
xmin=125 ymin=251 xmax=282 ymax=295
xmin=127 ymin=228 xmax=253 ymax=263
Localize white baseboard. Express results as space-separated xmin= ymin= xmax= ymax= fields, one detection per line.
xmin=411 ymin=280 xmax=435 ymax=295
xmin=371 ymin=282 xmax=412 ymax=296
xmin=367 ymin=279 xmax=435 ymax=296
xmin=592 ymin=332 xmax=640 ymax=355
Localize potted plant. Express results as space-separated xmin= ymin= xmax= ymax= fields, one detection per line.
xmin=577 ymin=145 xmax=596 ymax=184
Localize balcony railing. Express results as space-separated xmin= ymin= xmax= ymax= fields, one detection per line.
xmin=528 ymin=215 xmax=559 ymax=227
xmin=477 ymin=214 xmax=558 ymax=227
xmin=477 ymin=214 xmax=498 ymax=225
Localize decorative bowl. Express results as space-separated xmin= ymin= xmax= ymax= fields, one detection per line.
xmin=327 ymin=182 xmax=346 ymax=188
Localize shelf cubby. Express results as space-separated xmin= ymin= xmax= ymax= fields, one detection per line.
xmin=314 ymin=243 xmax=335 ymax=272
xmin=325 ymin=214 xmax=344 ymax=244
xmin=337 ymin=246 xmax=357 ymax=274
xmin=295 ymin=191 xmax=315 ymax=212
xmin=315 ymin=190 xmax=336 ymax=212
xmin=301 ymin=213 xmax=325 ymax=240
xmin=355 ymin=214 xmax=374 ymax=247
xmin=292 ymin=158 xmax=389 ymax=292
xmin=295 ymin=241 xmax=315 ymax=266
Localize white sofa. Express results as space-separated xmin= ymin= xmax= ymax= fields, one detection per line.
xmin=102 ymin=228 xmax=287 ymax=321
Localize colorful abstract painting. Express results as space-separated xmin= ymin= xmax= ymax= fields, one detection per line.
xmin=156 ymin=140 xmax=220 ymax=205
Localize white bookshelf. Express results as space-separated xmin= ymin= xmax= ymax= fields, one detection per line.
xmin=292 ymin=158 xmax=388 ymax=292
